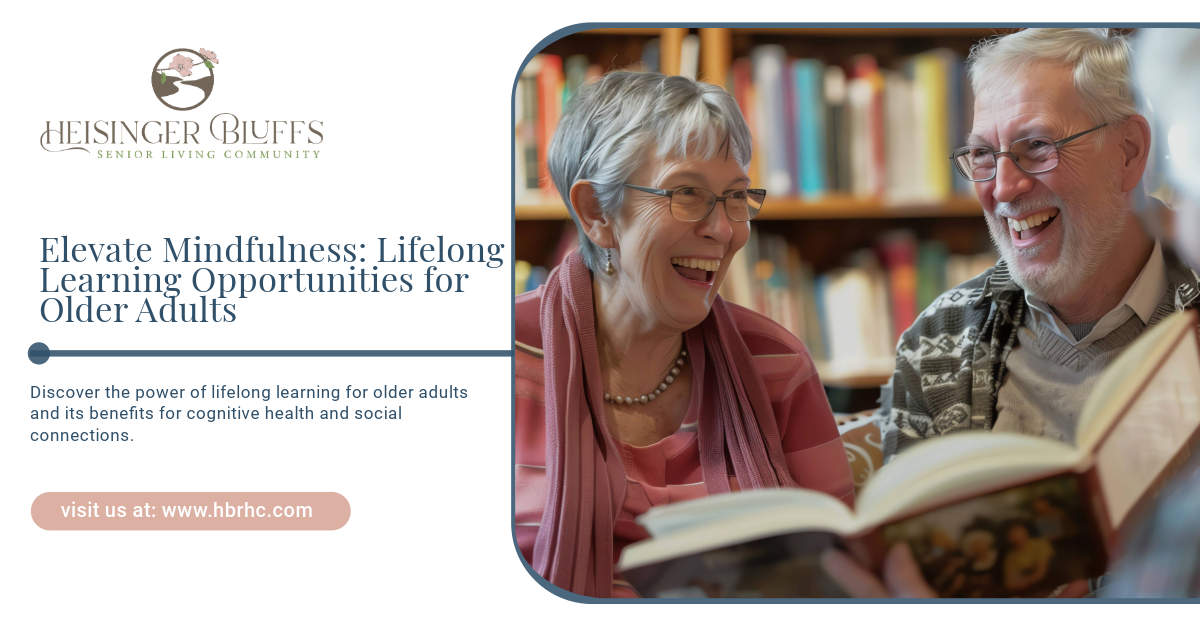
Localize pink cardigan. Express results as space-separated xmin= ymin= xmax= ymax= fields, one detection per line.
xmin=514 ymin=286 xmax=854 ymax=597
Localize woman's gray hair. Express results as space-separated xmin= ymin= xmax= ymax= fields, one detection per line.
xmin=547 ymin=72 xmax=753 ymax=272
xmin=967 ymin=29 xmax=1138 ymax=138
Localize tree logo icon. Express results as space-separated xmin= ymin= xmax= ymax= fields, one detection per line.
xmin=151 ymin=48 xmax=220 ymax=111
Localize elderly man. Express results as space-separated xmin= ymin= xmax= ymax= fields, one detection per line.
xmin=824 ymin=27 xmax=1200 ymax=598
xmin=877 ymin=28 xmax=1200 ymax=458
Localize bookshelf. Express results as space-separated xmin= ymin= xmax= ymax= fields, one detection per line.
xmin=698 ymin=28 xmax=1015 ymax=85
xmin=518 ymin=27 xmax=1000 ymax=223
xmin=517 ymin=194 xmax=983 ymax=221
xmin=516 ymin=27 xmax=1006 ymax=408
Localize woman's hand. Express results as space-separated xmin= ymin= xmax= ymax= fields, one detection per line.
xmin=820 ymin=543 xmax=938 ymax=598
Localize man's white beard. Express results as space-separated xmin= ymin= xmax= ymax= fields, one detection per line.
xmin=986 ymin=190 xmax=1128 ymax=304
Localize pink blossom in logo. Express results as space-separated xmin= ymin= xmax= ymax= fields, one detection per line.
xmin=199 ymin=48 xmax=219 ymax=64
xmin=171 ymin=54 xmax=194 ymax=77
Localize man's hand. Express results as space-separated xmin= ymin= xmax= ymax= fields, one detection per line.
xmin=820 ymin=543 xmax=938 ymax=598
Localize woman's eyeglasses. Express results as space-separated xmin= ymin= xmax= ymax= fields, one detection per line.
xmin=623 ymin=184 xmax=766 ymax=222
xmin=950 ymin=124 xmax=1107 ymax=182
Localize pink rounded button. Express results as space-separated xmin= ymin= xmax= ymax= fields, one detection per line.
xmin=32 ymin=492 xmax=350 ymax=530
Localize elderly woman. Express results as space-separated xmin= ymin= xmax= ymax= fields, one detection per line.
xmin=514 ymin=71 xmax=854 ymax=598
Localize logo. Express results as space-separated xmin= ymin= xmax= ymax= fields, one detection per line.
xmin=152 ymin=48 xmax=220 ymax=111
xmin=41 ymin=46 xmax=325 ymax=160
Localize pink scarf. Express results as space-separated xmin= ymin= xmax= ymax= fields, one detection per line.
xmin=532 ymin=251 xmax=797 ymax=597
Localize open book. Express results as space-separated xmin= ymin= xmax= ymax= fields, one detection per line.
xmin=617 ymin=310 xmax=1200 ymax=598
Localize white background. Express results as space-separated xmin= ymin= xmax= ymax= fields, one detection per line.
xmin=2 ymin=1 xmax=1197 ymax=625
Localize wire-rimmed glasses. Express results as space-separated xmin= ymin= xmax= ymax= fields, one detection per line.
xmin=622 ymin=184 xmax=766 ymax=222
xmin=950 ymin=124 xmax=1107 ymax=182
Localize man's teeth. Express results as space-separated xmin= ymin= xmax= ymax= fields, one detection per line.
xmin=1008 ymin=208 xmax=1060 ymax=232
xmin=670 ymin=257 xmax=720 ymax=271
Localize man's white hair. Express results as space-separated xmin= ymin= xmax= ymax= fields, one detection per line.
xmin=967 ymin=28 xmax=1138 ymax=134
xmin=547 ymin=72 xmax=752 ymax=272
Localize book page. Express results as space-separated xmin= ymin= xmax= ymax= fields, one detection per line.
xmin=635 ymin=487 xmax=853 ymax=539
xmin=1094 ymin=331 xmax=1200 ymax=529
xmin=622 ymin=530 xmax=848 ymax=598
xmin=856 ymin=431 xmax=1079 ymax=525
xmin=620 ymin=500 xmax=858 ymax=572
xmin=1076 ymin=311 xmax=1198 ymax=450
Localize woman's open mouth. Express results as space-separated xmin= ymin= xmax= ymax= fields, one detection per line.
xmin=1007 ymin=208 xmax=1060 ymax=247
xmin=671 ymin=257 xmax=719 ymax=286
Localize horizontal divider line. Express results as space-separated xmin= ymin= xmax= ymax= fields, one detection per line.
xmin=50 ymin=350 xmax=512 ymax=357
xmin=27 ymin=343 xmax=511 ymax=364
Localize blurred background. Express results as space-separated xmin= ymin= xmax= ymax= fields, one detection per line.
xmin=513 ymin=27 xmax=1077 ymax=412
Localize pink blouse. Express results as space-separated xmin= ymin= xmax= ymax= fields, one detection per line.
xmin=514 ymin=286 xmax=854 ymax=597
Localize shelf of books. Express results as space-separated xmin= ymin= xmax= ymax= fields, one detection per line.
xmin=515 ymin=27 xmax=1003 ymax=401
xmin=516 ymin=221 xmax=995 ymax=390
xmin=516 ymin=195 xmax=983 ymax=221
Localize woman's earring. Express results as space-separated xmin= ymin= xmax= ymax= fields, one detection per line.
xmin=604 ymin=249 xmax=615 ymax=276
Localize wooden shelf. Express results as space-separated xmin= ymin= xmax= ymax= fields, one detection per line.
xmin=823 ymin=373 xmax=891 ymax=389
xmin=514 ymin=201 xmax=574 ymax=220
xmin=516 ymin=195 xmax=981 ymax=221
xmin=759 ymin=195 xmax=981 ymax=219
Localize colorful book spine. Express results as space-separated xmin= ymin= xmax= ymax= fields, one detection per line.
xmin=515 ymin=260 xmax=532 ymax=295
xmin=564 ymin=54 xmax=589 ymax=98
xmin=781 ymin=56 xmax=799 ymax=200
xmin=729 ymin=58 xmax=760 ymax=190
xmin=916 ymin=241 xmax=948 ymax=313
xmin=824 ymin=65 xmax=851 ymax=194
xmin=536 ymin=55 xmax=563 ymax=195
xmin=877 ymin=231 xmax=918 ymax=343
xmin=752 ymin=45 xmax=793 ymax=196
xmin=680 ymin=34 xmax=700 ymax=80
xmin=792 ymin=59 xmax=828 ymax=198
xmin=516 ymin=58 xmax=542 ymax=197
xmin=912 ymin=52 xmax=951 ymax=199
xmin=724 ymin=46 xmax=973 ymax=203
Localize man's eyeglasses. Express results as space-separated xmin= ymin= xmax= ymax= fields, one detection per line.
xmin=622 ymin=184 xmax=766 ymax=222
xmin=950 ymin=124 xmax=1107 ymax=182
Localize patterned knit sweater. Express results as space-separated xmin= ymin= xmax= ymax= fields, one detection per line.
xmin=993 ymin=310 xmax=1149 ymax=443
xmin=877 ymin=247 xmax=1200 ymax=459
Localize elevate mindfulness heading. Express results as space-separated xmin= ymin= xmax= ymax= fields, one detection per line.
xmin=37 ymin=236 xmax=506 ymax=324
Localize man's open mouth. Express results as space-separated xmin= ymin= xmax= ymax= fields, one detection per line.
xmin=1008 ymin=208 xmax=1060 ymax=241
xmin=671 ymin=257 xmax=718 ymax=283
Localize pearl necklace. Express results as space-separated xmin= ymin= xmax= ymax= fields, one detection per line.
xmin=603 ymin=347 xmax=687 ymax=405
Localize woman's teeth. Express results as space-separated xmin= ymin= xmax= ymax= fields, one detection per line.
xmin=1008 ymin=208 xmax=1060 ymax=233
xmin=670 ymin=257 xmax=720 ymax=272
xmin=670 ymin=257 xmax=718 ymax=284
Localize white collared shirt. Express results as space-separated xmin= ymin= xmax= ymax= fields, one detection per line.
xmin=1024 ymin=240 xmax=1167 ymax=350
